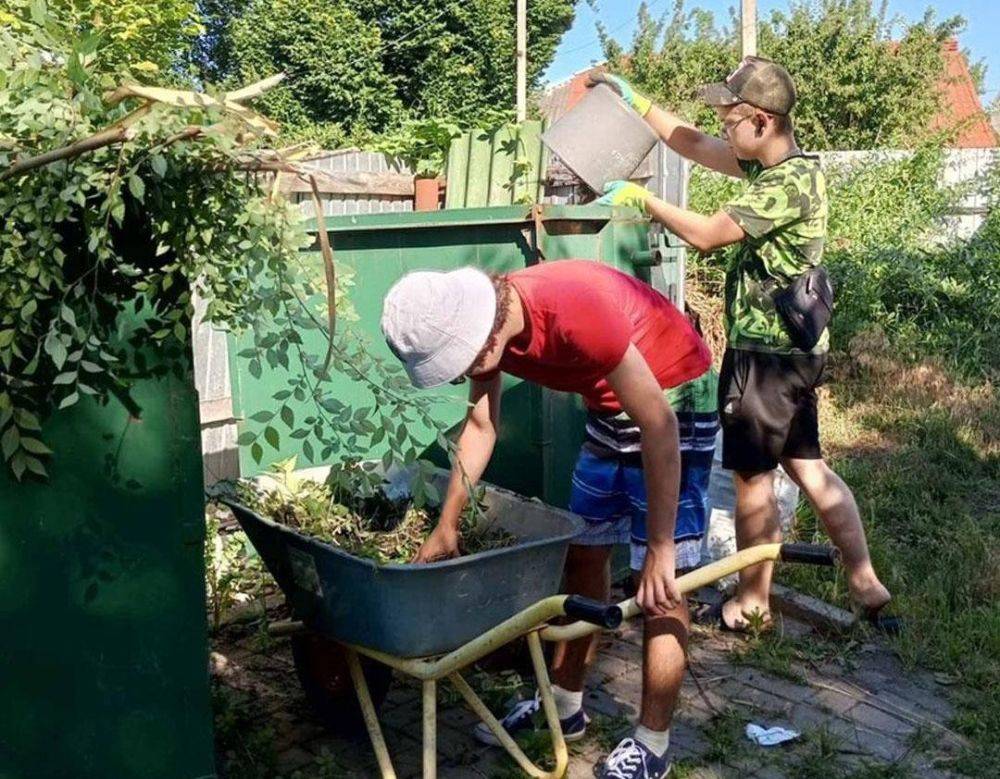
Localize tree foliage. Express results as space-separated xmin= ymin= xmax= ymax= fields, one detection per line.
xmin=0 ymin=3 xmax=451 ymax=483
xmin=197 ymin=0 xmax=578 ymax=139
xmin=226 ymin=0 xmax=402 ymax=146
xmin=603 ymin=0 xmax=968 ymax=150
xmin=2 ymin=0 xmax=203 ymax=77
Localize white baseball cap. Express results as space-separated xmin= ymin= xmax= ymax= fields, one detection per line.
xmin=380 ymin=268 xmax=497 ymax=388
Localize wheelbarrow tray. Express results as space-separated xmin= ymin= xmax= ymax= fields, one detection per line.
xmin=226 ymin=476 xmax=579 ymax=658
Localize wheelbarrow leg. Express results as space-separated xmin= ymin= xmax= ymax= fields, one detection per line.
xmin=345 ymin=648 xmax=397 ymax=779
xmin=423 ymin=679 xmax=436 ymax=778
xmin=448 ymin=630 xmax=568 ymax=778
xmin=527 ymin=629 xmax=568 ymax=775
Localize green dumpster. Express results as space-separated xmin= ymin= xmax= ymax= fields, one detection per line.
xmin=231 ymin=204 xmax=671 ymax=508
xmin=0 ymin=321 xmax=215 ymax=779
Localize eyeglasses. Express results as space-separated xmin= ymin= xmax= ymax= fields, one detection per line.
xmin=720 ymin=114 xmax=751 ymax=138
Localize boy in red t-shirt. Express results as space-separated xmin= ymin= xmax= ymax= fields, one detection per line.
xmin=381 ymin=260 xmax=711 ymax=778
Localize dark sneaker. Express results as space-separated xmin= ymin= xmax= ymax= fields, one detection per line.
xmin=473 ymin=694 xmax=590 ymax=746
xmin=598 ymin=737 xmax=671 ymax=779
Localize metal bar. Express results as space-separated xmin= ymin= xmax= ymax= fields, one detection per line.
xmin=350 ymin=595 xmax=569 ymax=680
xmin=528 ymin=631 xmax=569 ymax=777
xmin=540 ymin=543 xmax=784 ymax=642
xmin=267 ymin=619 xmax=305 ymax=637
xmin=516 ymin=0 xmax=527 ymax=122
xmin=275 ymin=170 xmax=415 ymax=196
xmin=447 ymin=671 xmax=559 ymax=778
xmin=741 ymin=0 xmax=757 ymax=57
xmin=423 ymin=680 xmax=436 ymax=778
xmin=303 ymin=205 xmax=616 ymax=234
xmin=346 ymin=649 xmax=397 ymax=779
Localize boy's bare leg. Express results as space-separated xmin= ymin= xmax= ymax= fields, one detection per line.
xmin=781 ymin=457 xmax=891 ymax=610
xmin=552 ymin=547 xmax=688 ymax=734
xmin=639 ymin=593 xmax=689 ymax=731
xmin=724 ymin=469 xmax=781 ymax=627
xmin=551 ymin=544 xmax=612 ymax=690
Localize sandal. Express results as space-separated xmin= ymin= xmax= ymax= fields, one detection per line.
xmin=699 ymin=599 xmax=774 ymax=635
xmin=859 ymin=603 xmax=904 ymax=636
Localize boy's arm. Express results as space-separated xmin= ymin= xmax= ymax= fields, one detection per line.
xmin=644 ymin=104 xmax=746 ymax=179
xmin=605 ymin=344 xmax=683 ymax=616
xmin=588 ymin=73 xmax=745 ymax=179
xmin=646 ymin=195 xmax=745 ymax=252
xmin=413 ymin=374 xmax=502 ymax=562
xmin=598 ymin=182 xmax=746 ymax=253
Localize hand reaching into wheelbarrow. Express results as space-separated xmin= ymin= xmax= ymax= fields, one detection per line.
xmin=412 ymin=521 xmax=459 ymax=563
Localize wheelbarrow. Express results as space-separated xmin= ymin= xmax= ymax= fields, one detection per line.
xmin=223 ymin=479 xmax=838 ymax=778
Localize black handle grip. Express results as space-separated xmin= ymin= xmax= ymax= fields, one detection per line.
xmin=779 ymin=543 xmax=840 ymax=567
xmin=563 ymin=595 xmax=623 ymax=629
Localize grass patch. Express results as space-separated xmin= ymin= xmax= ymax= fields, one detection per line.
xmin=732 ymin=623 xmax=862 ymax=685
xmin=212 ymin=683 xmax=278 ymax=779
xmin=788 ymin=726 xmax=848 ymax=779
xmin=775 ymin=354 xmax=1000 ymax=777
xmin=588 ymin=713 xmax=633 ymax=752
xmin=844 ymin=762 xmax=916 ymax=779
xmin=732 ymin=628 xmax=808 ymax=684
xmin=287 ymin=747 xmax=350 ymax=779
xmin=700 ymin=707 xmax=752 ymax=763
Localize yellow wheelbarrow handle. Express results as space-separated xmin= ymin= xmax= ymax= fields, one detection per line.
xmin=541 ymin=541 xmax=838 ymax=642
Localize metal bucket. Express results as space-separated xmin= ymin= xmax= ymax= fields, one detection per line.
xmin=225 ymin=473 xmax=580 ymax=658
xmin=542 ymin=82 xmax=659 ymax=194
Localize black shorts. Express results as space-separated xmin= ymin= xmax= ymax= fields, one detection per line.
xmin=718 ymin=347 xmax=826 ymax=473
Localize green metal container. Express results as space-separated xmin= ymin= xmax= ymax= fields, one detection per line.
xmin=230 ymin=204 xmax=659 ymax=507
xmin=0 ymin=333 xmax=215 ymax=779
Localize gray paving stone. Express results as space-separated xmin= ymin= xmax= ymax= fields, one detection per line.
xmin=720 ymin=683 xmax=795 ymax=717
xmin=848 ymin=702 xmax=916 ymax=737
xmin=870 ymin=684 xmax=955 ymax=723
xmin=803 ymin=682 xmax=862 ymax=716
xmin=591 ymin=651 xmax=634 ymax=682
xmin=585 ymin=686 xmax=628 ymax=717
xmin=668 ymin=721 xmax=709 ymax=758
xmin=770 ymin=583 xmax=856 ymax=633
xmin=845 ymin=726 xmax=911 ymax=762
xmin=749 ymin=675 xmax=812 ymax=704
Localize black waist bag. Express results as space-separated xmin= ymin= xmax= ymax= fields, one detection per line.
xmin=771 ymin=266 xmax=834 ymax=351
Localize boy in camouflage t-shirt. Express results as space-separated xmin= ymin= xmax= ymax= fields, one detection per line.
xmin=722 ymin=155 xmax=829 ymax=354
xmin=591 ymin=58 xmax=897 ymax=659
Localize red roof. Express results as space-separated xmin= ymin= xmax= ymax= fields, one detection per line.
xmin=542 ymin=41 xmax=997 ymax=148
xmin=932 ymin=39 xmax=997 ymax=148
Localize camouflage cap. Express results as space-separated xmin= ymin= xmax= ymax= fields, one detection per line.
xmin=698 ymin=56 xmax=797 ymax=115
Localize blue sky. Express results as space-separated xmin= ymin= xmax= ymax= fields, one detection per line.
xmin=544 ymin=1 xmax=1000 ymax=105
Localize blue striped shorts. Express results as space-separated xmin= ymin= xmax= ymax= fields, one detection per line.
xmin=568 ymin=448 xmax=714 ymax=571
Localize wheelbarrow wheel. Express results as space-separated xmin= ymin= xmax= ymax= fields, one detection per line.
xmin=291 ymin=632 xmax=392 ymax=736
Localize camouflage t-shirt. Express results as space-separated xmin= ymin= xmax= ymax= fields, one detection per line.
xmin=722 ymin=154 xmax=829 ymax=354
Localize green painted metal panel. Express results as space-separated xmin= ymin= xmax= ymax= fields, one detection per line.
xmin=445 ymin=131 xmax=470 ymax=206
xmin=231 ymin=206 xmax=651 ymax=509
xmin=0 ymin=328 xmax=214 ymax=779
xmin=444 ymin=121 xmax=549 ymax=208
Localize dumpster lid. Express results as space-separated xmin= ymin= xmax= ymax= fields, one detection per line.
xmin=304 ymin=204 xmax=642 ymax=234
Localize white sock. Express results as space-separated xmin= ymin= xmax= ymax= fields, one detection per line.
xmin=549 ymin=685 xmax=583 ymax=719
xmin=634 ymin=724 xmax=670 ymax=756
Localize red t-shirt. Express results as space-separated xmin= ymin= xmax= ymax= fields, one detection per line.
xmin=493 ymin=260 xmax=711 ymax=413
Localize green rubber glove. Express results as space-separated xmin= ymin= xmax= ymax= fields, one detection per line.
xmin=587 ymin=72 xmax=653 ymax=116
xmin=596 ymin=180 xmax=651 ymax=213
